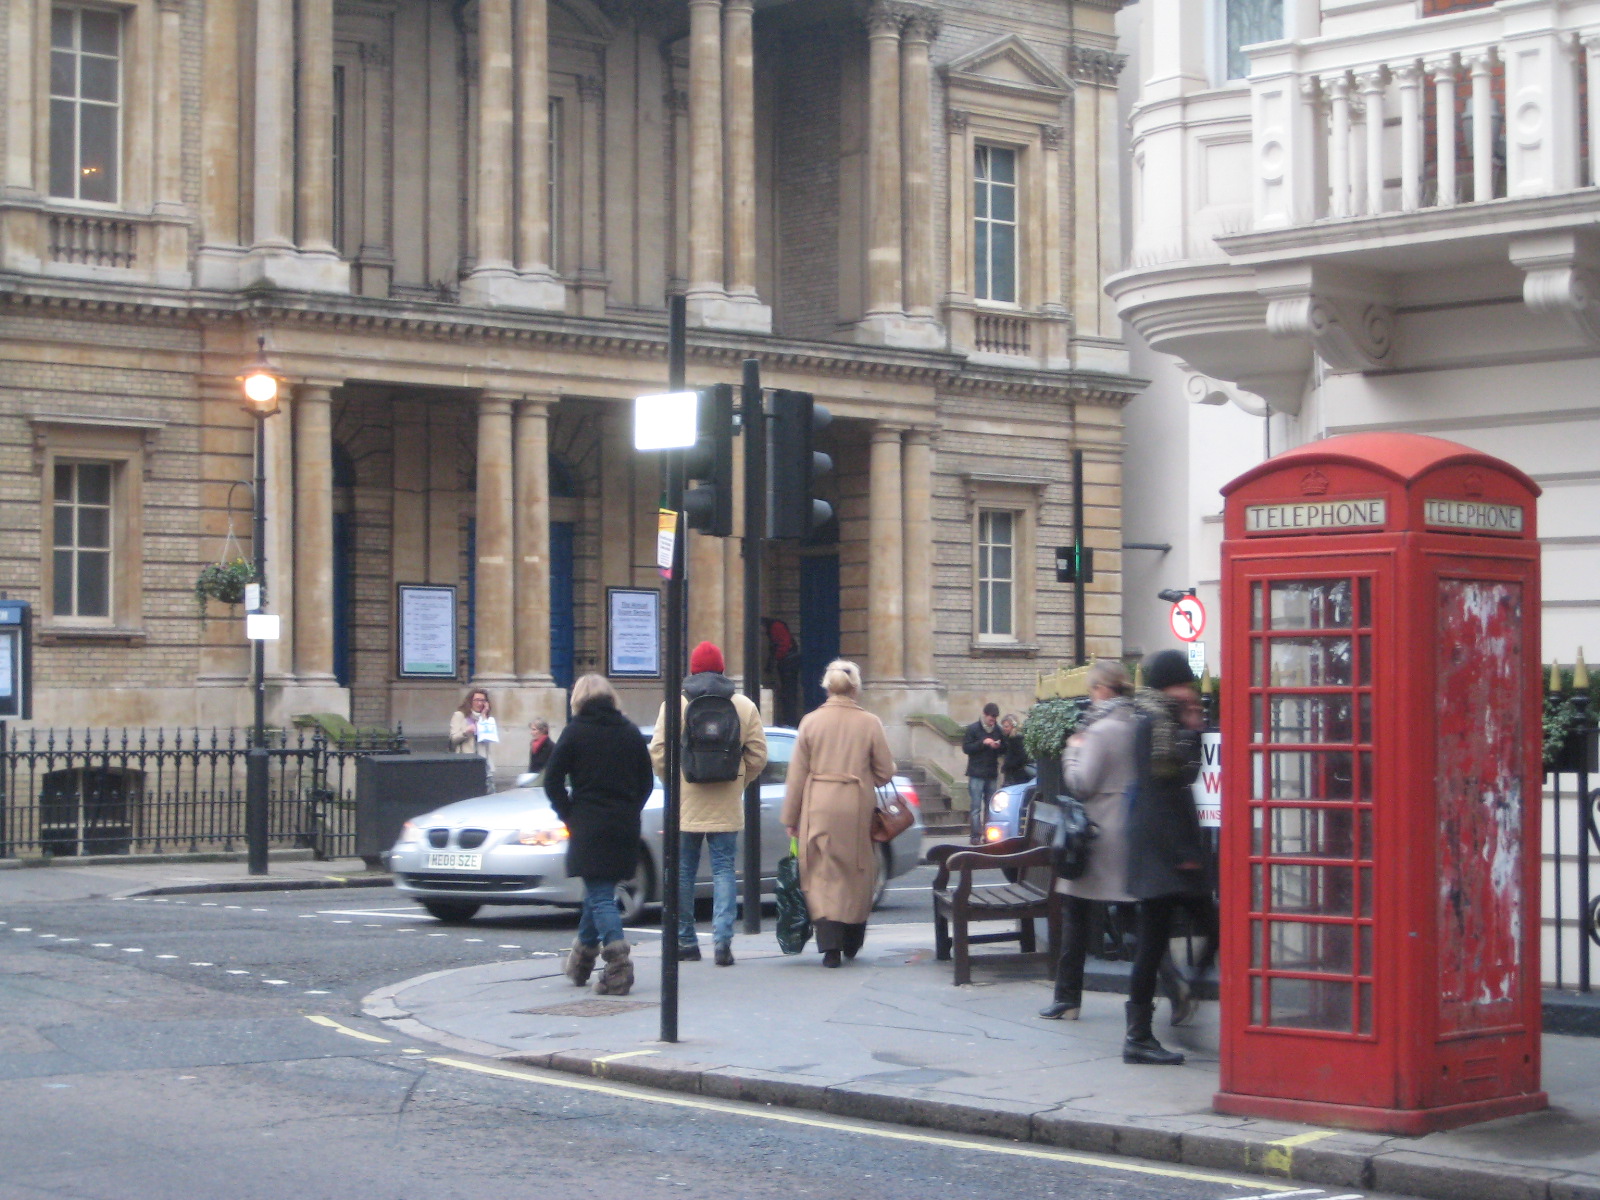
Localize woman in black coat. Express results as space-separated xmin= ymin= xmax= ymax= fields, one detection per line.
xmin=542 ymin=674 xmax=654 ymax=996
xmin=1121 ymin=650 xmax=1218 ymax=1066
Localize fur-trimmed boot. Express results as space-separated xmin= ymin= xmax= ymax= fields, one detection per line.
xmin=592 ymin=940 xmax=634 ymax=996
xmin=564 ymin=939 xmax=600 ymax=987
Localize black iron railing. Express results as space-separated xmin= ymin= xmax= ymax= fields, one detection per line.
xmin=1547 ymin=733 xmax=1600 ymax=994
xmin=0 ymin=726 xmax=406 ymax=862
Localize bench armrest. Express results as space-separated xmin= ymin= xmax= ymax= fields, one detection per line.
xmin=943 ymin=845 xmax=1054 ymax=903
xmin=930 ymin=837 xmax=1030 ymax=889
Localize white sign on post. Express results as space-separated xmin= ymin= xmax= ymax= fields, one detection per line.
xmin=1192 ymin=731 xmax=1221 ymax=828
xmin=1169 ymin=595 xmax=1206 ymax=642
xmin=245 ymin=613 xmax=280 ymax=641
xmin=397 ymin=584 xmax=459 ymax=677
xmin=1187 ymin=641 xmax=1206 ymax=677
xmin=608 ymin=588 xmax=661 ymax=677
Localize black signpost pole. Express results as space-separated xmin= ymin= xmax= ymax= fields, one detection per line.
xmin=740 ymin=358 xmax=764 ymax=935
xmin=659 ymin=294 xmax=687 ymax=1044
xmin=1072 ymin=448 xmax=1087 ymax=666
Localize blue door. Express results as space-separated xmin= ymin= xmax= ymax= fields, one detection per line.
xmin=798 ymin=554 xmax=840 ymax=716
xmin=550 ymin=521 xmax=575 ymax=690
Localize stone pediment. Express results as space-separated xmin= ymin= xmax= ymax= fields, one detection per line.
xmin=943 ymin=34 xmax=1071 ymax=100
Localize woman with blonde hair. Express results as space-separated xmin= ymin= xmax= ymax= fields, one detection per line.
xmin=449 ymin=688 xmax=495 ymax=758
xmin=781 ymin=660 xmax=896 ymax=966
xmin=542 ymin=674 xmax=654 ymax=995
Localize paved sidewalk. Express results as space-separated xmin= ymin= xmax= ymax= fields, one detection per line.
xmin=366 ymin=923 xmax=1600 ymax=1200
xmin=0 ymin=851 xmax=388 ymax=903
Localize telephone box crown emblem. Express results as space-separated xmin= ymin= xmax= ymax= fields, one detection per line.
xmin=1300 ymin=468 xmax=1329 ymax=496
xmin=1463 ymin=470 xmax=1485 ymax=497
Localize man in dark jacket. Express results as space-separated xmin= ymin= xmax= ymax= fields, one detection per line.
xmin=543 ymin=674 xmax=655 ymax=996
xmin=1121 ymin=650 xmax=1218 ymax=1066
xmin=962 ymin=703 xmax=1004 ymax=841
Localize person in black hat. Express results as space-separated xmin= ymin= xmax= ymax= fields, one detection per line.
xmin=1120 ymin=649 xmax=1218 ymax=1065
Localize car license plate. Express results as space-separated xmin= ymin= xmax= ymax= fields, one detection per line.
xmin=425 ymin=851 xmax=482 ymax=870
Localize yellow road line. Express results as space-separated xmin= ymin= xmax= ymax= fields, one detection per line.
xmin=1268 ymin=1131 xmax=1336 ymax=1148
xmin=594 ymin=1049 xmax=660 ymax=1064
xmin=428 ymin=1056 xmax=1263 ymax=1188
xmin=304 ymin=1014 xmax=391 ymax=1043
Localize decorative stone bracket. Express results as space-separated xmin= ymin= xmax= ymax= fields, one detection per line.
xmin=1512 ymin=231 xmax=1600 ymax=343
xmin=1182 ymin=367 xmax=1272 ymax=418
xmin=1258 ymin=264 xmax=1394 ymax=373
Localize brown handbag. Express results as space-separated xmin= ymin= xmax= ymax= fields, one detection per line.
xmin=870 ymin=783 xmax=915 ymax=843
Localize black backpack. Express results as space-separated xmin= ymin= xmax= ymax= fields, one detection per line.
xmin=682 ymin=692 xmax=745 ymax=783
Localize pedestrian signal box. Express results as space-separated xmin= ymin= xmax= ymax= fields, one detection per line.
xmin=1215 ymin=433 xmax=1545 ymax=1134
xmin=0 ymin=600 xmax=30 ymax=719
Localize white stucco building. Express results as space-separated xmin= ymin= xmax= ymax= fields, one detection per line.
xmin=1110 ymin=0 xmax=1599 ymax=669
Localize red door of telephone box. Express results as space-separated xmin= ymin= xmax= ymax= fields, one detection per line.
xmin=1213 ymin=433 xmax=1547 ymax=1135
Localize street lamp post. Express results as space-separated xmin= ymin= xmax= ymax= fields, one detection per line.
xmin=238 ymin=338 xmax=282 ymax=876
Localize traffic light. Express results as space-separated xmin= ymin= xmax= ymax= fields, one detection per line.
xmin=768 ymin=389 xmax=832 ymax=539
xmin=1055 ymin=544 xmax=1094 ymax=584
xmin=683 ymin=383 xmax=734 ymax=537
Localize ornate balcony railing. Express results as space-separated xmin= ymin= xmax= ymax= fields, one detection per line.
xmin=1247 ymin=0 xmax=1600 ymax=230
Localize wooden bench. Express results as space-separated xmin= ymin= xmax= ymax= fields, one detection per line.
xmin=929 ymin=795 xmax=1064 ymax=985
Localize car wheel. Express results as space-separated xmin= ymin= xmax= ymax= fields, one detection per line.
xmin=871 ymin=843 xmax=893 ymax=911
xmin=421 ymin=900 xmax=480 ymax=924
xmin=615 ymin=852 xmax=653 ymax=924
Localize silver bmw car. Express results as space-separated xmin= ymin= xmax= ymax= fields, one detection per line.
xmin=388 ymin=726 xmax=924 ymax=923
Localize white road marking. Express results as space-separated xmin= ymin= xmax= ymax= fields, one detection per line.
xmin=189 ymin=962 xmax=213 ymax=967
xmin=91 ymin=943 xmax=112 ymax=948
xmin=261 ymin=979 xmax=288 ymax=986
xmin=13 ymin=927 xmax=32 ymax=932
xmin=316 ymin=907 xmax=420 ymax=918
xmin=226 ymin=969 xmax=249 ymax=975
xmin=303 ymin=990 xmax=330 ymax=995
xmin=201 ymin=903 xmax=218 ymax=907
xmin=156 ymin=954 xmax=178 ymax=959
xmin=122 ymin=948 xmax=144 ymax=953
xmin=497 ymin=945 xmax=521 ymax=949
xmin=57 ymin=938 xmax=78 ymax=943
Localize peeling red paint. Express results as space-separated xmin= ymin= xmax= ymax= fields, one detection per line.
xmin=1436 ymin=580 xmax=1523 ymax=1034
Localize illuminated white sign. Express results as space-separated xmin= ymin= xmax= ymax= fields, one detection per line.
xmin=1423 ymin=499 xmax=1524 ymax=534
xmin=1245 ymin=497 xmax=1387 ymax=533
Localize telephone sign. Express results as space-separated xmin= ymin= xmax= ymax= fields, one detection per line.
xmin=1168 ymin=595 xmax=1205 ymax=642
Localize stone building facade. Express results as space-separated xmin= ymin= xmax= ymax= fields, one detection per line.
xmin=1 ymin=0 xmax=1138 ymax=768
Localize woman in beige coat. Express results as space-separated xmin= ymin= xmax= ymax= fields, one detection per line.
xmin=781 ymin=659 xmax=896 ymax=967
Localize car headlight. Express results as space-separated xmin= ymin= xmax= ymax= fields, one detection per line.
xmin=397 ymin=820 xmax=427 ymax=845
xmin=510 ymin=826 xmax=569 ymax=847
xmin=989 ymin=793 xmax=1010 ymax=813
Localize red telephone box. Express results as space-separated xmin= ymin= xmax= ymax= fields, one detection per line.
xmin=1214 ymin=432 xmax=1546 ymax=1135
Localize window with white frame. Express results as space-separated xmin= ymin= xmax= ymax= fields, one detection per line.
xmin=52 ymin=461 xmax=114 ymax=619
xmin=1224 ymin=0 xmax=1283 ymax=82
xmin=973 ymin=144 xmax=1018 ymax=304
xmin=49 ymin=5 xmax=122 ymax=203
xmin=976 ymin=509 xmax=1016 ymax=639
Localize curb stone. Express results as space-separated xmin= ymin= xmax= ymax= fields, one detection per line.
xmin=123 ymin=874 xmax=392 ymax=898
xmin=479 ymin=1044 xmax=1600 ymax=1200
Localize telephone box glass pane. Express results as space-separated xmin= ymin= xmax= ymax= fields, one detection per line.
xmin=1269 ymin=863 xmax=1355 ymax=916
xmin=1269 ymin=579 xmax=1352 ymax=629
xmin=1264 ymin=694 xmax=1352 ymax=743
xmin=1270 ymin=978 xmax=1353 ymax=1032
xmin=1254 ymin=750 xmax=1354 ymax=800
xmin=1270 ymin=638 xmax=1352 ymax=686
xmin=1357 ymin=576 xmax=1371 ymax=625
xmin=1251 ymin=582 xmax=1264 ymax=629
xmin=1269 ymin=920 xmax=1354 ymax=973
xmin=1265 ymin=807 xmax=1354 ymax=858
xmin=1358 ymin=923 xmax=1373 ymax=974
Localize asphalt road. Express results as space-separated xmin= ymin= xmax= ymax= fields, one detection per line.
xmin=0 ymin=874 xmax=1393 ymax=1200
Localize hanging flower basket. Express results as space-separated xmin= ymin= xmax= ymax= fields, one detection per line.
xmin=195 ymin=557 xmax=255 ymax=613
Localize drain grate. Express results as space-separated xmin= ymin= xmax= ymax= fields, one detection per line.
xmin=517 ymin=998 xmax=658 ymax=1018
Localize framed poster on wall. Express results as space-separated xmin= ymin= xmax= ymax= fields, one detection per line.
xmin=607 ymin=588 xmax=661 ymax=678
xmin=397 ymin=584 xmax=459 ymax=678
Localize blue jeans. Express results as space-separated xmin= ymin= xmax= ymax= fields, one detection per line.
xmin=576 ymin=876 xmax=624 ymax=948
xmin=678 ymin=830 xmax=739 ymax=948
xmin=968 ymin=776 xmax=997 ymax=840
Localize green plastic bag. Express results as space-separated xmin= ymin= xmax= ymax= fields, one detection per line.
xmin=775 ymin=836 xmax=812 ymax=956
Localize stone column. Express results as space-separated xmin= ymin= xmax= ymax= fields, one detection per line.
xmin=688 ymin=530 xmax=726 ymax=659
xmin=251 ymin=0 xmax=296 ymax=251
xmin=515 ymin=0 xmax=554 ymax=282
xmin=1041 ymin=125 xmax=1065 ymax=310
xmin=899 ymin=10 xmax=937 ymax=320
xmin=292 ymin=384 xmax=337 ymax=683
xmin=867 ymin=423 xmax=906 ymax=684
xmin=723 ymin=0 xmax=757 ymax=300
xmin=154 ymin=0 xmax=185 ymax=213
xmin=194 ymin=0 xmax=241 ymax=285
xmin=863 ymin=3 xmax=904 ymax=319
xmin=3 ymin=0 xmax=39 ymax=199
xmin=686 ymin=0 xmax=725 ymax=305
xmin=465 ymin=0 xmax=517 ymax=294
xmin=514 ymin=397 xmax=554 ymax=684
xmin=473 ymin=393 xmax=517 ymax=683
xmin=296 ymin=0 xmax=337 ymax=255
xmin=901 ymin=427 xmax=934 ymax=684
xmin=574 ymin=75 xmax=607 ymax=314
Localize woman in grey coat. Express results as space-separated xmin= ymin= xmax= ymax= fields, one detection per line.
xmin=1039 ymin=661 xmax=1136 ymax=1020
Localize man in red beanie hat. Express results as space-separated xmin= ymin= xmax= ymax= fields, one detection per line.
xmin=649 ymin=641 xmax=767 ymax=965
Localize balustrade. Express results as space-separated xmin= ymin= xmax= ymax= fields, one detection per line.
xmin=1250 ymin=2 xmax=1600 ymax=229
xmin=47 ymin=213 xmax=139 ymax=269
